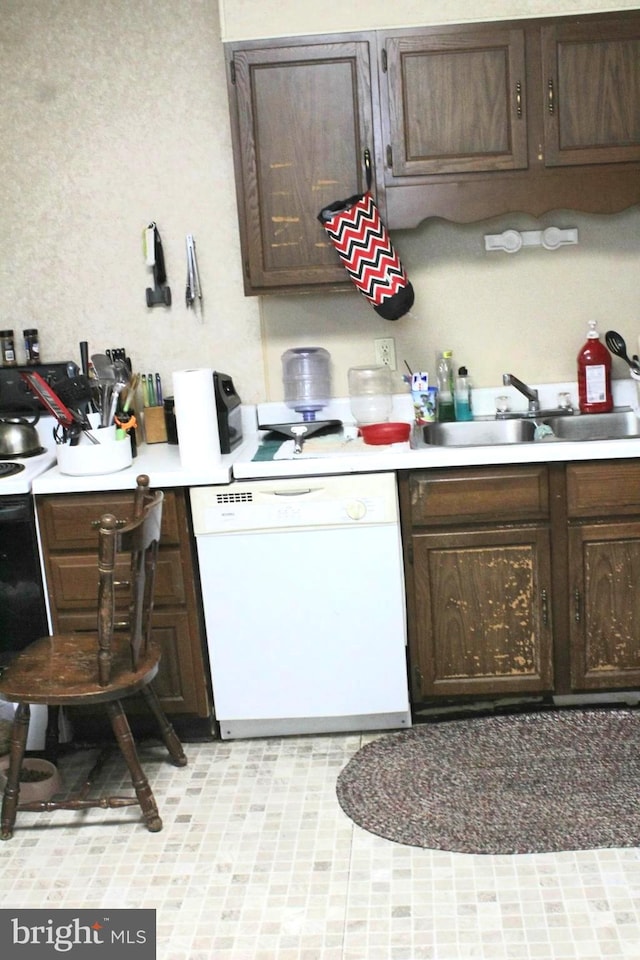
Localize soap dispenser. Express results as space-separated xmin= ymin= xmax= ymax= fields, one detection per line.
xmin=577 ymin=320 xmax=613 ymax=414
xmin=454 ymin=366 xmax=473 ymax=421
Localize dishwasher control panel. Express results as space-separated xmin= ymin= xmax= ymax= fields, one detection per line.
xmin=190 ymin=472 xmax=399 ymax=534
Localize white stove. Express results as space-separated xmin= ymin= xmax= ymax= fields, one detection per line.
xmin=0 ymin=417 xmax=57 ymax=496
xmin=0 ymin=447 xmax=57 ymax=495
xmin=0 ymin=361 xmax=72 ymax=495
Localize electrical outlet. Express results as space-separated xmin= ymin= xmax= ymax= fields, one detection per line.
xmin=374 ymin=337 xmax=396 ymax=370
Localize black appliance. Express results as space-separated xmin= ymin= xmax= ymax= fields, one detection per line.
xmin=213 ymin=372 xmax=243 ymax=453
xmin=0 ymin=362 xmax=74 ymax=665
xmin=0 ymin=361 xmax=73 ymax=416
xmin=0 ymin=495 xmax=49 ymax=665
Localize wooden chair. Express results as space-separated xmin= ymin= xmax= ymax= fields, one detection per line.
xmin=0 ymin=474 xmax=187 ymax=839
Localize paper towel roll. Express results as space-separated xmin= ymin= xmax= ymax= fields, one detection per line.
xmin=172 ymin=368 xmax=222 ymax=471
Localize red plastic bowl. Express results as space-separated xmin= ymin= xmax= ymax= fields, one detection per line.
xmin=359 ymin=422 xmax=411 ymax=445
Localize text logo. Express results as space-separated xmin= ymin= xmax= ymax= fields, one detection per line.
xmin=0 ymin=909 xmax=156 ymax=957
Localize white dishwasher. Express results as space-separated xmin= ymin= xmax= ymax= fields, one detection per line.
xmin=190 ymin=472 xmax=411 ymax=739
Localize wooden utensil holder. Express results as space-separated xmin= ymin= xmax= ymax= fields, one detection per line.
xmin=143 ymin=406 xmax=168 ymax=444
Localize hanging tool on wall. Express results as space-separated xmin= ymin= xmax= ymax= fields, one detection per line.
xmin=185 ymin=234 xmax=203 ymax=319
xmin=143 ymin=222 xmax=172 ymax=307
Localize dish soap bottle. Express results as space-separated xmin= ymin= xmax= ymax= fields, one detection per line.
xmin=454 ymin=366 xmax=473 ymax=421
xmin=436 ymin=350 xmax=456 ymax=422
xmin=577 ymin=320 xmax=613 ymax=414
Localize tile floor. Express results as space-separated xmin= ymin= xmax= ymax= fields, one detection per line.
xmin=1 ymin=732 xmax=640 ymax=960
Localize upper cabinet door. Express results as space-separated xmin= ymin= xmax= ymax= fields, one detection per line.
xmin=228 ymin=38 xmax=379 ymax=293
xmin=542 ymin=19 xmax=640 ymax=167
xmin=381 ymin=26 xmax=528 ymax=179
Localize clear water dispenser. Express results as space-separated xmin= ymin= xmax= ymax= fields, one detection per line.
xmin=281 ymin=347 xmax=331 ymax=421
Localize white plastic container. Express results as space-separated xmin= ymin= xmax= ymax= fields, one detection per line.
xmin=348 ymin=365 xmax=392 ymax=425
xmin=56 ymin=425 xmax=132 ymax=476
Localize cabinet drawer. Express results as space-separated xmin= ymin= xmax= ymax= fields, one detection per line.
xmin=409 ymin=465 xmax=549 ymax=525
xmin=567 ymin=460 xmax=640 ymax=517
xmin=47 ymin=548 xmax=186 ymax=610
xmin=37 ymin=490 xmax=181 ymax=547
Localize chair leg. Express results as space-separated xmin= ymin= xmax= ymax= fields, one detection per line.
xmin=140 ymin=684 xmax=188 ymax=767
xmin=105 ymin=700 xmax=162 ymax=833
xmin=1 ymin=703 xmax=30 ymax=840
xmin=44 ymin=706 xmax=61 ymax=763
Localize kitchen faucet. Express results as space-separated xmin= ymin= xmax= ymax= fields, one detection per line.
xmin=502 ymin=373 xmax=540 ymax=414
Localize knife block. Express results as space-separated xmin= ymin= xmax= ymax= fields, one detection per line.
xmin=143 ymin=406 xmax=168 ymax=444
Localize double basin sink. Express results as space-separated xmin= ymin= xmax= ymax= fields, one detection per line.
xmin=421 ymin=409 xmax=640 ymax=447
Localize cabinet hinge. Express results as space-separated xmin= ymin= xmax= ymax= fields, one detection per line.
xmin=381 ymin=48 xmax=388 ymax=73
xmin=230 ymin=59 xmax=236 ymax=85
xmin=408 ymin=541 xmax=413 ymax=565
xmin=412 ymin=665 xmax=423 ymax=689
xmin=386 ymin=144 xmax=392 ymax=168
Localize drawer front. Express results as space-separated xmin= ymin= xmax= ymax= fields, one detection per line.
xmin=409 ymin=465 xmax=549 ymax=525
xmin=567 ymin=460 xmax=640 ymax=517
xmin=37 ymin=489 xmax=181 ymax=547
xmin=47 ymin=548 xmax=186 ymax=609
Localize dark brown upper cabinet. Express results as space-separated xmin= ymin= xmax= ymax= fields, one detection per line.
xmin=541 ymin=19 xmax=640 ymax=167
xmin=226 ymin=35 xmax=381 ymax=295
xmin=379 ymin=12 xmax=640 ymax=227
xmin=225 ymin=13 xmax=640 ymax=293
xmin=381 ymin=26 xmax=528 ymax=178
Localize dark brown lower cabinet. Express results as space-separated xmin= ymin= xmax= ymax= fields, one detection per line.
xmin=567 ymin=460 xmax=640 ymax=692
xmin=401 ymin=459 xmax=640 ymax=707
xmin=412 ymin=527 xmax=553 ymax=698
xmin=402 ymin=466 xmax=553 ymax=702
xmin=36 ymin=488 xmax=211 ymax=720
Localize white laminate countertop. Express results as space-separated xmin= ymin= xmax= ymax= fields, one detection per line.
xmin=30 ymin=379 xmax=640 ymax=493
xmin=31 ymin=438 xmax=255 ymax=494
xmin=231 ymin=382 xmax=640 ymax=480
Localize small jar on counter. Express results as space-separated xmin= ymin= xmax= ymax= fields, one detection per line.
xmin=23 ymin=328 xmax=39 ymax=365
xmin=0 ymin=330 xmax=17 ymax=367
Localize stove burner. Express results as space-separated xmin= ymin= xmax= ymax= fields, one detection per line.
xmin=0 ymin=462 xmax=25 ymax=479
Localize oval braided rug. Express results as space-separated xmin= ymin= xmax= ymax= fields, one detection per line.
xmin=336 ymin=709 xmax=640 ymax=854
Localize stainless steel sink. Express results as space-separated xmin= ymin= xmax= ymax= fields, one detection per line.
xmin=420 ymin=409 xmax=640 ymax=447
xmin=422 ymin=419 xmax=537 ymax=446
xmin=542 ymin=410 xmax=640 ymax=442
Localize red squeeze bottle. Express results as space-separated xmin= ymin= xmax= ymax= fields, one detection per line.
xmin=577 ymin=320 xmax=613 ymax=414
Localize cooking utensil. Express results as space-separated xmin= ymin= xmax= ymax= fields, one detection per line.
xmin=19 ymin=371 xmax=99 ymax=445
xmin=0 ymin=415 xmax=44 ymax=458
xmin=20 ymin=371 xmax=75 ymax=427
xmin=605 ymin=330 xmax=640 ymax=374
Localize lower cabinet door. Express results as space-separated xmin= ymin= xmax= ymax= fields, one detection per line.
xmin=569 ymin=520 xmax=640 ymax=690
xmin=55 ymin=609 xmax=209 ymax=716
xmin=411 ymin=526 xmax=554 ymax=699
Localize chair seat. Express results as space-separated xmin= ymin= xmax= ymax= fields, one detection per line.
xmin=0 ymin=634 xmax=160 ymax=706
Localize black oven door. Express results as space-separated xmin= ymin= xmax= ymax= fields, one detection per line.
xmin=0 ymin=496 xmax=48 ymax=665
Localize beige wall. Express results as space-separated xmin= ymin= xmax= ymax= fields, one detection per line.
xmin=1 ymin=1 xmax=638 ymax=408
xmin=0 ymin=0 xmax=264 ymax=403
xmin=219 ymin=0 xmax=640 ymax=39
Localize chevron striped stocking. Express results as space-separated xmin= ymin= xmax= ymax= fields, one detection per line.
xmin=318 ymin=191 xmax=414 ymax=321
